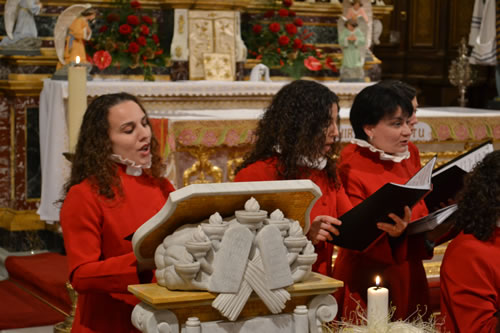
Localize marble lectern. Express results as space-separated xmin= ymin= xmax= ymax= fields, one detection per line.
xmin=129 ymin=180 xmax=343 ymax=333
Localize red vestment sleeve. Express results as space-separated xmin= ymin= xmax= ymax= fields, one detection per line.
xmin=61 ymin=185 xmax=142 ymax=294
xmin=440 ymin=230 xmax=500 ymax=333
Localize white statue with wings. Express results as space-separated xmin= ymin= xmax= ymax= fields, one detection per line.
xmin=0 ymin=0 xmax=42 ymax=50
xmin=338 ymin=4 xmax=368 ymax=82
xmin=54 ymin=4 xmax=96 ymax=68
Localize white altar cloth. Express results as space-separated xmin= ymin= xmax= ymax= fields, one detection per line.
xmin=37 ymin=79 xmax=500 ymax=222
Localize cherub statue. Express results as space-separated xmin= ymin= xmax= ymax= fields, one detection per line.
xmin=54 ymin=5 xmax=97 ymax=70
xmin=338 ymin=17 xmax=366 ymax=82
xmin=0 ymin=0 xmax=42 ymax=54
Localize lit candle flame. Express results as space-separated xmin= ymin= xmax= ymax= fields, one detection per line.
xmin=375 ymin=275 xmax=380 ymax=287
xmin=75 ymin=56 xmax=80 ymax=64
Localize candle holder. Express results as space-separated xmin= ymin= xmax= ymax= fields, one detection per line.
xmin=52 ymin=62 xmax=94 ymax=81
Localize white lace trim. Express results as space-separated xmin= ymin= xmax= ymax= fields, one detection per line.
xmin=110 ymin=154 xmax=151 ymax=176
xmin=273 ymin=145 xmax=327 ymax=170
xmin=351 ymin=138 xmax=410 ymax=163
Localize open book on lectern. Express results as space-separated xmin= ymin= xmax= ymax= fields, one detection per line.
xmin=424 ymin=140 xmax=494 ymax=211
xmin=329 ymin=156 xmax=437 ymax=252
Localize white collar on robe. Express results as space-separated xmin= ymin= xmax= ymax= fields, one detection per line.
xmin=109 ymin=154 xmax=151 ymax=176
xmin=352 ymin=138 xmax=410 ymax=163
xmin=274 ymin=145 xmax=327 ymax=170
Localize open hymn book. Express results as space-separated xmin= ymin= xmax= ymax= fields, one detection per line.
xmin=330 ymin=156 xmax=437 ymax=251
xmin=424 ymin=140 xmax=494 ymax=211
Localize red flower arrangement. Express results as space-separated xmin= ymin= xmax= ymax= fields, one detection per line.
xmin=244 ymin=0 xmax=323 ymax=79
xmin=87 ymin=0 xmax=166 ymax=81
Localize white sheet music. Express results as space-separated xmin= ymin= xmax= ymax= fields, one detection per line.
xmin=433 ymin=143 xmax=494 ymax=176
xmin=405 ymin=156 xmax=437 ymax=188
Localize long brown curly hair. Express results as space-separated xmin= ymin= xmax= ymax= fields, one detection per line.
xmin=62 ymin=93 xmax=165 ymax=200
xmin=455 ymin=149 xmax=500 ymax=241
xmin=236 ymin=79 xmax=341 ymax=186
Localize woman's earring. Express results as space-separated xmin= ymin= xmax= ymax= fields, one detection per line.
xmin=369 ymin=135 xmax=373 ymax=141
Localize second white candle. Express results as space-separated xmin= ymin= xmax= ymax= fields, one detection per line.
xmin=367 ymin=275 xmax=389 ymax=331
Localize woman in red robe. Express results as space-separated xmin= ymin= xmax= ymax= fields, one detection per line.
xmin=234 ymin=80 xmax=409 ymax=278
xmin=334 ymin=83 xmax=433 ymax=322
xmin=60 ymin=93 xmax=175 ymax=333
xmin=440 ymin=150 xmax=500 ymax=333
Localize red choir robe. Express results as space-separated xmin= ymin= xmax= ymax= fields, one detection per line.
xmin=234 ymin=156 xmax=353 ymax=277
xmin=334 ymin=141 xmax=432 ymax=321
xmin=61 ymin=165 xmax=175 ymax=333
xmin=440 ymin=229 xmax=500 ymax=333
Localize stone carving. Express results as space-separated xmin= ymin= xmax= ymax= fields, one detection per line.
xmin=154 ymin=197 xmax=317 ymax=321
xmin=0 ymin=0 xmax=42 ymax=55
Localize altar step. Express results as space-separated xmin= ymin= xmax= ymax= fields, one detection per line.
xmin=0 ymin=251 xmax=70 ymax=331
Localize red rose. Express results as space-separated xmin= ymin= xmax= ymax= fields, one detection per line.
xmin=276 ymin=48 xmax=281 ymax=53
xmin=252 ymin=24 xmax=262 ymax=34
xmin=127 ymin=15 xmax=140 ymax=26
xmin=289 ymin=10 xmax=296 ymax=17
xmin=294 ymin=18 xmax=303 ymax=27
xmin=152 ymin=34 xmax=159 ymax=44
xmin=99 ymin=25 xmax=108 ymax=33
xmin=131 ymin=0 xmax=141 ymax=8
xmin=106 ymin=13 xmax=119 ymax=22
xmin=278 ymin=8 xmax=289 ymax=17
xmin=264 ymin=10 xmax=274 ymax=18
xmin=326 ymin=57 xmax=338 ymax=72
xmin=293 ymin=38 xmax=303 ymax=49
xmin=119 ymin=24 xmax=133 ymax=35
xmin=155 ymin=49 xmax=164 ymax=55
xmin=128 ymin=42 xmax=140 ymax=54
xmin=140 ymin=24 xmax=150 ymax=35
xmin=269 ymin=22 xmax=281 ymax=33
xmin=304 ymin=56 xmax=322 ymax=71
xmin=279 ymin=59 xmax=284 ymax=67
xmin=278 ymin=35 xmax=290 ymax=46
xmin=142 ymin=15 xmax=153 ymax=24
xmin=285 ymin=23 xmax=297 ymax=35
xmin=93 ymin=50 xmax=112 ymax=70
xmin=283 ymin=0 xmax=293 ymax=7
xmin=256 ymin=54 xmax=262 ymax=60
xmin=137 ymin=36 xmax=147 ymax=46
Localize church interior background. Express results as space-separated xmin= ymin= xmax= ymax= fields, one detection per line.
xmin=0 ymin=0 xmax=499 ymax=331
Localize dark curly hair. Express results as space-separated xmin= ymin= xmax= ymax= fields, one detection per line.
xmin=236 ymin=79 xmax=341 ymax=186
xmin=350 ymin=83 xmax=414 ymax=141
xmin=454 ymin=150 xmax=500 ymax=241
xmin=62 ymin=93 xmax=165 ymax=200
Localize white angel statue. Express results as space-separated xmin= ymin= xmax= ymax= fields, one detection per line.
xmin=0 ymin=0 xmax=42 ymax=53
xmin=337 ymin=16 xmax=367 ymax=82
xmin=54 ymin=4 xmax=97 ymax=69
xmin=342 ymin=0 xmax=372 ymax=49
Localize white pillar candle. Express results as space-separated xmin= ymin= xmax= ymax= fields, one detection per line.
xmin=67 ymin=56 xmax=87 ymax=153
xmin=367 ymin=275 xmax=389 ymax=332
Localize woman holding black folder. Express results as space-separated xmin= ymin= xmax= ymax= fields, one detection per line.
xmin=334 ymin=83 xmax=432 ymax=322
xmin=234 ymin=80 xmax=410 ymax=281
